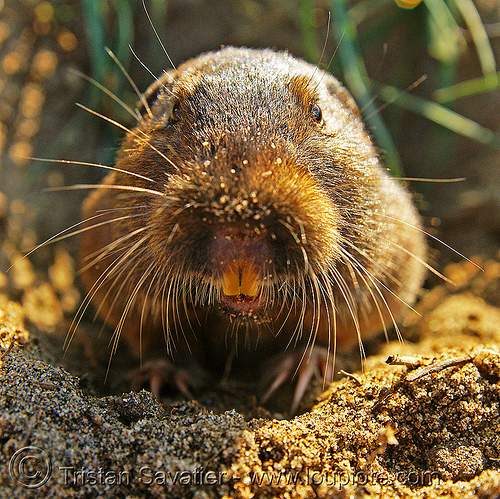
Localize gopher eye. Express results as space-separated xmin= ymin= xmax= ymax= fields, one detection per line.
xmin=311 ymin=103 xmax=322 ymax=124
xmin=169 ymin=101 xmax=180 ymax=122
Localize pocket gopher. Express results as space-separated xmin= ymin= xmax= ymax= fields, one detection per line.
xmin=79 ymin=47 xmax=426 ymax=408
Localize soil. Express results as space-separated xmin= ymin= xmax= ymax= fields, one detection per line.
xmin=1 ymin=256 xmax=500 ymax=498
xmin=1 ymin=1 xmax=500 ymax=498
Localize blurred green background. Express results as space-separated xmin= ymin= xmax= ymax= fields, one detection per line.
xmin=1 ymin=0 xmax=499 ymax=272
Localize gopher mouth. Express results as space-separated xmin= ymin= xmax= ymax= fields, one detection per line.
xmin=220 ymin=263 xmax=266 ymax=314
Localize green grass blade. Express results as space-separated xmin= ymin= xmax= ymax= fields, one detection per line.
xmin=376 ymin=82 xmax=500 ymax=148
xmin=298 ymin=0 xmax=320 ymax=63
xmin=452 ymin=0 xmax=497 ymax=76
xmin=110 ymin=0 xmax=134 ymax=68
xmin=329 ymin=0 xmax=403 ymax=176
xmin=434 ymin=71 xmax=500 ymax=102
xmin=423 ymin=0 xmax=463 ymax=62
xmin=82 ymin=0 xmax=107 ymax=84
xmin=348 ymin=0 xmax=394 ymax=26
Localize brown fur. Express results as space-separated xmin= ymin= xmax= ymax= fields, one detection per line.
xmin=80 ymin=47 xmax=426 ymax=374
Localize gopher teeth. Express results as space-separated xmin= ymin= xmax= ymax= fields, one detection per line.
xmin=222 ymin=264 xmax=260 ymax=298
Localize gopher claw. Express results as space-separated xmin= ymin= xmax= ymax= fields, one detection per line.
xmin=261 ymin=346 xmax=335 ymax=414
xmin=130 ymin=358 xmax=201 ymax=399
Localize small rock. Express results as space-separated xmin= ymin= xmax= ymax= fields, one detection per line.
xmin=429 ymin=441 xmax=485 ymax=481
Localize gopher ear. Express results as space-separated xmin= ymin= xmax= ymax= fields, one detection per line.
xmin=137 ymin=70 xmax=176 ymax=117
xmin=324 ymin=74 xmax=361 ymax=120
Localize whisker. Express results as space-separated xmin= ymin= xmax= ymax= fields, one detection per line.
xmin=89 ymin=235 xmax=152 ymax=323
xmin=110 ymin=254 xmax=156 ymax=356
xmin=363 ymin=74 xmax=427 ymax=120
xmin=27 ymin=156 xmax=160 ymax=185
xmin=330 ymin=266 xmax=366 ymax=368
xmin=374 ymin=212 xmax=483 ymax=271
xmin=128 ymin=44 xmax=175 ymax=94
xmin=173 ymin=263 xmax=194 ymax=354
xmin=105 ymin=46 xmax=153 ymax=119
xmin=75 ymin=102 xmax=180 ymax=172
xmin=313 ymin=29 xmax=345 ymax=94
xmin=338 ymin=247 xmax=395 ymax=343
xmin=100 ymin=248 xmax=148 ymax=327
xmin=375 ymin=231 xmax=452 ymax=284
xmin=67 ymin=226 xmax=151 ymax=351
xmin=45 ymin=183 xmax=164 ymax=197
xmin=321 ymin=274 xmax=337 ymax=384
xmin=159 ymin=273 xmax=172 ymax=354
xmin=274 ymin=279 xmax=297 ymax=337
xmin=139 ymin=266 xmax=161 ymax=366
xmin=290 ymin=273 xmax=318 ymax=369
xmin=71 ymin=68 xmax=142 ymax=121
xmin=141 ymin=0 xmax=177 ymax=72
xmin=307 ymin=10 xmax=331 ymax=87
xmin=336 ymin=200 xmax=480 ymax=285
xmin=80 ymin=223 xmax=148 ymax=271
xmin=279 ymin=219 xmax=310 ymax=275
xmin=64 ymin=244 xmax=141 ymax=353
xmin=340 ymin=235 xmax=421 ymax=317
xmin=396 ymin=177 xmax=466 ymax=183
xmin=341 ymin=236 xmax=402 ymax=289
xmin=7 ymin=212 xmax=135 ymax=271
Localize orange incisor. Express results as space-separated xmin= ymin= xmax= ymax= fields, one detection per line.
xmin=222 ymin=263 xmax=260 ymax=299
